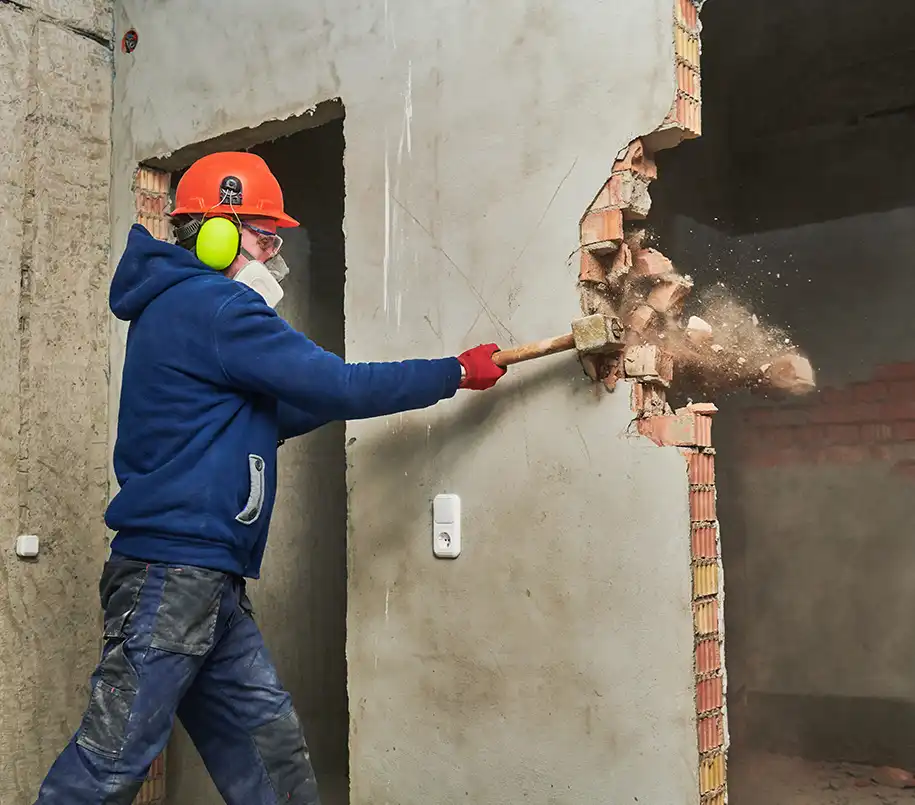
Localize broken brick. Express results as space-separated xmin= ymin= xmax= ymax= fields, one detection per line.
xmin=578 ymin=250 xmax=608 ymax=286
xmin=631 ymin=247 xmax=674 ymax=278
xmin=612 ymin=138 xmax=658 ymax=181
xmin=639 ymin=409 xmax=712 ymax=448
xmin=647 ymin=274 xmax=694 ymax=314
xmin=631 ymin=381 xmax=667 ymax=415
xmin=766 ymin=354 xmax=816 ymax=394
xmin=625 ymin=304 xmax=659 ymax=338
xmin=624 ymin=176 xmax=653 ymax=220
xmin=580 ymin=208 xmax=623 ymax=252
xmin=624 ymin=345 xmax=674 ymax=385
xmin=872 ymin=767 xmax=915 ymax=789
xmin=607 ymin=242 xmax=632 ymax=286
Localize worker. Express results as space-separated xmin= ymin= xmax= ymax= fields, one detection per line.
xmin=34 ymin=151 xmax=506 ymax=804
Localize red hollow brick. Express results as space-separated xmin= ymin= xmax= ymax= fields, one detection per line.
xmin=580 ymin=208 xmax=624 ymax=251
xmin=639 ymin=410 xmax=712 ymax=448
xmin=624 ymin=345 xmax=674 ymax=385
xmin=631 ymin=247 xmax=674 ymax=278
xmin=612 ymin=139 xmax=658 ymax=181
xmin=647 ymin=275 xmax=694 ymax=314
xmin=690 ymin=488 xmax=716 ymax=523
xmin=696 ymin=676 xmax=723 ymax=714
xmin=579 ymin=250 xmax=608 ymax=286
xmin=698 ymin=714 xmax=724 ymax=753
xmin=687 ymin=451 xmax=716 ymax=485
xmin=694 ymin=599 xmax=719 ymax=636
xmin=692 ymin=526 xmax=718 ymax=559
xmin=696 ymin=638 xmax=722 ymax=675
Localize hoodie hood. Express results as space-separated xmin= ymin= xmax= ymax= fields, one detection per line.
xmin=110 ymin=224 xmax=224 ymax=321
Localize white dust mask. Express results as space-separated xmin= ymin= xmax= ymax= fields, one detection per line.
xmin=265 ymin=254 xmax=289 ymax=284
xmin=234 ymin=261 xmax=284 ymax=309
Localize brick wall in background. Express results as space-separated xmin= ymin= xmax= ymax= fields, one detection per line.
xmin=741 ymin=362 xmax=915 ymax=473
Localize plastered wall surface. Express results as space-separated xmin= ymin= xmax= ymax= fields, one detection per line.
xmin=110 ymin=1 xmax=698 ymax=802
xmin=0 ymin=1 xmax=112 ymax=802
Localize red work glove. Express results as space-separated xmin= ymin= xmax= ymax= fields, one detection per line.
xmin=457 ymin=343 xmax=506 ymax=390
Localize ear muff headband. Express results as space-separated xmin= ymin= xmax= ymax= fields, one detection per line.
xmin=195 ymin=217 xmax=241 ymax=271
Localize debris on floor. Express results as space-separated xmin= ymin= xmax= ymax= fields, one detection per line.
xmin=729 ymin=752 xmax=915 ymax=805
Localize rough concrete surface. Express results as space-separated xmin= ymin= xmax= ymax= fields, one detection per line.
xmin=110 ymin=1 xmax=694 ymax=802
xmin=0 ymin=2 xmax=112 ymax=803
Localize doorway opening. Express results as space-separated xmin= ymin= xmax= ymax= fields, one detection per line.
xmin=653 ymin=1 xmax=915 ymax=801
xmin=143 ymin=105 xmax=350 ymax=805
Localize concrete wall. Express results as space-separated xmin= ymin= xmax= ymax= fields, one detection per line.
xmin=111 ymin=1 xmax=701 ymax=802
xmin=0 ymin=1 xmax=112 ymax=803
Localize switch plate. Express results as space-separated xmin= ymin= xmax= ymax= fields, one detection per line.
xmin=16 ymin=534 xmax=39 ymax=558
xmin=432 ymin=494 xmax=461 ymax=558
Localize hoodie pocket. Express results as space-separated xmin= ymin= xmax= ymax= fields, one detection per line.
xmin=236 ymin=454 xmax=266 ymax=525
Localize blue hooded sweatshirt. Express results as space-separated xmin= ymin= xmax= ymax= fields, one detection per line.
xmin=106 ymin=225 xmax=462 ymax=578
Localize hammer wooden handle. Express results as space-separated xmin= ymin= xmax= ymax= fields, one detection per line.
xmin=492 ymin=333 xmax=575 ymax=368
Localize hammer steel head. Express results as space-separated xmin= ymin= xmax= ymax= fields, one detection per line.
xmin=571 ymin=314 xmax=624 ymax=355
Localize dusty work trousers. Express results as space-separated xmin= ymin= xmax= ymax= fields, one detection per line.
xmin=33 ymin=557 xmax=320 ymax=805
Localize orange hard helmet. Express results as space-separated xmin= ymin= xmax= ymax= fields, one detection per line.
xmin=172 ymin=151 xmax=299 ymax=227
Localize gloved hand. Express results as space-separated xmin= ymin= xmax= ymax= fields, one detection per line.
xmin=457 ymin=343 xmax=506 ymax=390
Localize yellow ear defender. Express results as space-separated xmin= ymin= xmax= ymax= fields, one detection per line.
xmin=194 ymin=216 xmax=241 ymax=271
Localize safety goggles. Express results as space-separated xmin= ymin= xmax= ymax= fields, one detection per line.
xmin=242 ymin=222 xmax=283 ymax=258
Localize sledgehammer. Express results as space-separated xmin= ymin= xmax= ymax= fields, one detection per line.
xmin=492 ymin=314 xmax=625 ymax=368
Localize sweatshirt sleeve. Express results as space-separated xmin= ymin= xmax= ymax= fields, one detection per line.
xmin=214 ymin=291 xmax=462 ymax=421
xmin=276 ymin=402 xmax=331 ymax=441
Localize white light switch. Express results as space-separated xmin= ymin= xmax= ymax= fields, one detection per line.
xmin=432 ymin=494 xmax=461 ymax=558
xmin=16 ymin=535 xmax=39 ymax=558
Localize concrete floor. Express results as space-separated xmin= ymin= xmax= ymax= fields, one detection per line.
xmin=730 ymin=752 xmax=914 ymax=805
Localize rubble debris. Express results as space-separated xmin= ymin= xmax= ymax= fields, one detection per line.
xmin=872 ymin=767 xmax=915 ymax=789
xmin=647 ymin=273 xmax=694 ymax=314
xmin=576 ymin=137 xmax=815 ymax=400
xmin=632 ymin=247 xmax=674 ymax=278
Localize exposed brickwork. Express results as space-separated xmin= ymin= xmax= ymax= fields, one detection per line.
xmin=741 ymin=361 xmax=915 ymax=472
xmin=135 ymin=753 xmax=166 ymax=804
xmin=684 ymin=411 xmax=728 ymax=804
xmin=644 ymin=0 xmax=702 ymax=152
xmin=135 ymin=166 xmax=171 ymax=240
xmin=581 ymin=6 xmax=729 ymax=802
